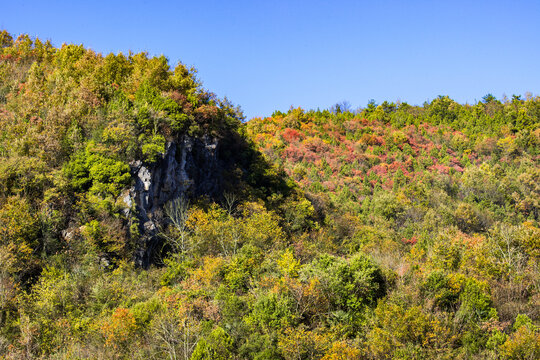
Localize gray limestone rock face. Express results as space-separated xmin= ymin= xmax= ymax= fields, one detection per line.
xmin=128 ymin=135 xmax=222 ymax=267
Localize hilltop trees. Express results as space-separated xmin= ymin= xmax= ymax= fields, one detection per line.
xmin=0 ymin=31 xmax=539 ymax=358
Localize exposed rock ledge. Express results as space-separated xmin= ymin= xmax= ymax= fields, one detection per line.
xmin=125 ymin=135 xmax=222 ymax=267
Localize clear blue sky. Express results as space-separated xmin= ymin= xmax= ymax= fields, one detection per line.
xmin=2 ymin=0 xmax=539 ymax=119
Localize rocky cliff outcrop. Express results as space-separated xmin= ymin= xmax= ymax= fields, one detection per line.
xmin=125 ymin=135 xmax=222 ymax=267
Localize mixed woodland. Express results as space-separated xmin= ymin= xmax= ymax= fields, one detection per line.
xmin=0 ymin=31 xmax=539 ymax=359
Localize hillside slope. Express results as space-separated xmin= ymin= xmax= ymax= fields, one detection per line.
xmin=0 ymin=31 xmax=539 ymax=359
xmin=245 ymin=102 xmax=540 ymax=357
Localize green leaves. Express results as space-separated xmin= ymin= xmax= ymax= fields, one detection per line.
xmin=64 ymin=142 xmax=130 ymax=197
xmin=141 ymin=134 xmax=166 ymax=163
xmin=303 ymin=252 xmax=386 ymax=318
xmin=191 ymin=327 xmax=234 ymax=360
xmin=135 ymin=81 xmax=190 ymax=133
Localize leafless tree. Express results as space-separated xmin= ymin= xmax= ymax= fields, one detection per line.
xmin=222 ymin=191 xmax=238 ymax=216
xmin=163 ymin=196 xmax=191 ymax=259
xmin=152 ymin=307 xmax=201 ymax=360
xmin=217 ymin=218 xmax=241 ymax=257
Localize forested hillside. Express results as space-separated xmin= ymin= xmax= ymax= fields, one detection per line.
xmin=246 ymin=99 xmax=540 ymax=358
xmin=0 ymin=31 xmax=539 ymax=359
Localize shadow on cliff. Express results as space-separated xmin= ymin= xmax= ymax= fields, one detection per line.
xmin=130 ymin=127 xmax=294 ymax=267
xmin=220 ymin=131 xmax=293 ymax=201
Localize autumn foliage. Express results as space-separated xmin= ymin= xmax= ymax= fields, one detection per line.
xmin=0 ymin=31 xmax=539 ymax=359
